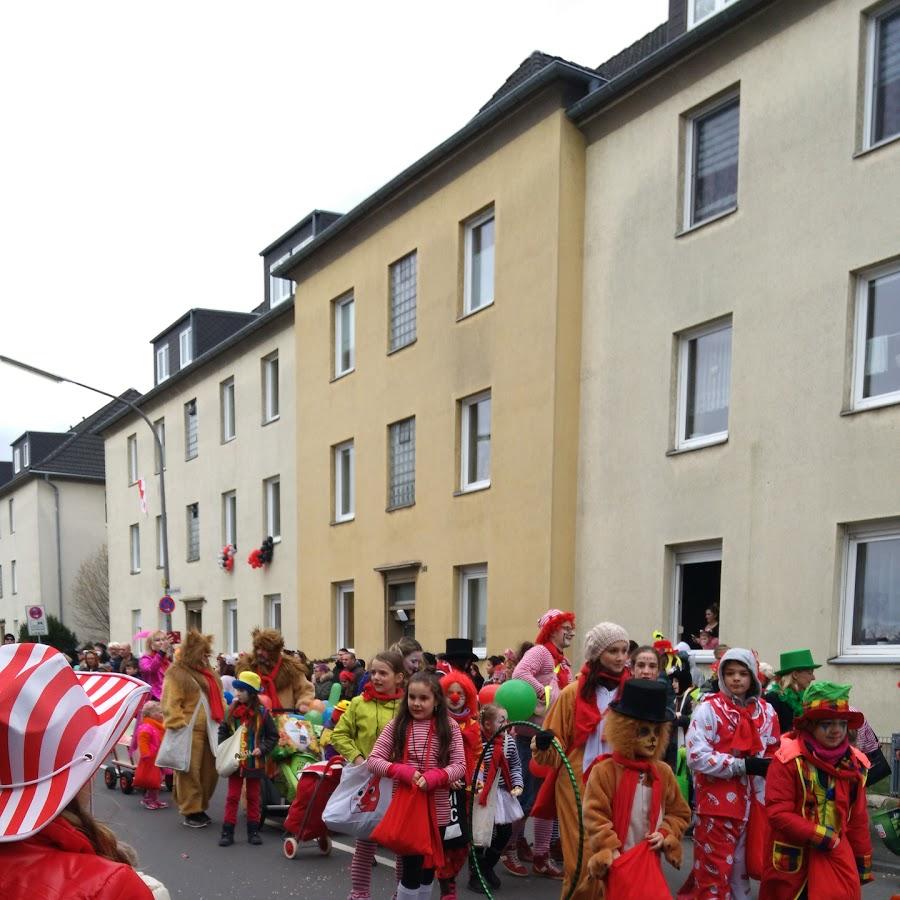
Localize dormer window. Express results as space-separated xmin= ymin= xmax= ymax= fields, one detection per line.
xmin=22 ymin=442 xmax=29 ymax=468
xmin=156 ymin=345 xmax=170 ymax=384
xmin=688 ymin=0 xmax=738 ymax=29
xmin=268 ymin=235 xmax=312 ymax=307
xmin=180 ymin=327 xmax=193 ymax=369
xmin=12 ymin=448 xmax=21 ymax=474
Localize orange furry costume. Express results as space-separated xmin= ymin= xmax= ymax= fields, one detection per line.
xmin=236 ymin=628 xmax=314 ymax=712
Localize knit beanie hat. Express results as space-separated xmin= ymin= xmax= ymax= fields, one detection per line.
xmin=535 ymin=609 xmax=575 ymax=645
xmin=583 ymin=622 xmax=629 ymax=661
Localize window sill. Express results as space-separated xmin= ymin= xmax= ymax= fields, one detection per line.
xmin=221 ymin=436 xmax=236 ymax=445
xmin=386 ymin=501 xmax=415 ymax=513
xmin=130 ymin=571 xmax=140 ymax=576
xmin=387 ymin=338 xmax=417 ymax=357
xmin=456 ymin=301 xmax=494 ymax=323
xmin=853 ymin=131 xmax=900 ymax=160
xmin=185 ymin=455 xmax=198 ymax=463
xmin=262 ymin=416 xmax=280 ymax=427
xmin=666 ymin=436 xmax=728 ymax=456
xmin=331 ymin=369 xmax=355 ymax=384
xmin=675 ymin=206 xmax=737 ymax=238
xmin=186 ymin=558 xmax=200 ymax=564
xmin=331 ymin=516 xmax=355 ymax=526
xmin=454 ymin=482 xmax=491 ymax=497
xmin=840 ymin=394 xmax=900 ymax=416
xmin=271 ymin=535 xmax=282 ymax=544
xmin=827 ymin=654 xmax=900 ymax=665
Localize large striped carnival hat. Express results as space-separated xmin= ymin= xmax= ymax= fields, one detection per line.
xmin=0 ymin=642 xmax=149 ymax=841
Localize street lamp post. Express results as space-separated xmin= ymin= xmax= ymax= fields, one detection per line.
xmin=0 ymin=355 xmax=172 ymax=631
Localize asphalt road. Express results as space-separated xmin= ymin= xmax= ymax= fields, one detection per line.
xmin=91 ymin=772 xmax=900 ymax=899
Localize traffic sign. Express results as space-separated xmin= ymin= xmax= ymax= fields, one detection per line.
xmin=26 ymin=605 xmax=48 ymax=637
xmin=159 ymin=595 xmax=175 ymax=614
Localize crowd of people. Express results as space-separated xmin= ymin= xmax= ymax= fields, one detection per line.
xmin=0 ymin=610 xmax=890 ymax=900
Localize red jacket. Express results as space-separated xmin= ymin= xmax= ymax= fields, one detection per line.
xmin=0 ymin=817 xmax=153 ymax=899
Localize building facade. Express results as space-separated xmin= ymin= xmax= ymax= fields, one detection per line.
xmin=572 ymin=0 xmax=900 ymax=731
xmin=279 ymin=64 xmax=596 ymax=661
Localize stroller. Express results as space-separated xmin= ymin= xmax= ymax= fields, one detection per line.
xmin=282 ymin=755 xmax=344 ymax=859
xmin=101 ymin=718 xmax=173 ymax=796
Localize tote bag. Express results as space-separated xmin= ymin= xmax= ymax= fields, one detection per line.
xmin=215 ymin=724 xmax=246 ymax=777
xmin=370 ymin=781 xmax=445 ymax=869
xmin=745 ymin=792 xmax=768 ymax=880
xmin=322 ymin=763 xmax=392 ymax=840
xmin=156 ymin=695 xmax=206 ymax=772
xmin=444 ymin=788 xmax=470 ymax=849
xmin=471 ymin=780 xmax=498 ymax=847
xmin=605 ymin=841 xmax=670 ymax=900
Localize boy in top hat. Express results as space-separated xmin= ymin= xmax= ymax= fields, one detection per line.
xmin=764 ymin=649 xmax=822 ymax=734
xmin=583 ymin=680 xmax=691 ymax=899
xmin=761 ymin=682 xmax=872 ymax=900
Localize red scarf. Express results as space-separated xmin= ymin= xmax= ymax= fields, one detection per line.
xmin=800 ymin=736 xmax=860 ymax=780
xmin=544 ymin=641 xmax=571 ymax=689
xmin=573 ymin=665 xmax=629 ymax=752
xmin=258 ymin=655 xmax=282 ymax=709
xmin=725 ymin=699 xmax=763 ymax=756
xmin=611 ymin=753 xmax=663 ymax=845
xmin=479 ymin=734 xmax=513 ymax=806
xmin=362 ymin=682 xmax=403 ymax=703
xmin=191 ymin=666 xmax=225 ymax=722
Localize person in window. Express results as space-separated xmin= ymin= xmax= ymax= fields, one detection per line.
xmin=691 ymin=604 xmax=720 ymax=649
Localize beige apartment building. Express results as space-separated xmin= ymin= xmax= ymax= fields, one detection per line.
xmin=571 ymin=0 xmax=900 ymax=731
xmin=277 ymin=61 xmax=599 ymax=661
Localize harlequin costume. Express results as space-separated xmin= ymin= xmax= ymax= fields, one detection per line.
xmin=532 ymin=621 xmax=631 ymax=900
xmin=678 ymin=647 xmax=779 ymax=900
xmin=583 ymin=680 xmax=691 ymax=899
xmin=760 ymin=682 xmax=873 ymax=900
xmin=437 ymin=671 xmax=481 ymax=898
xmin=236 ymin=627 xmax=314 ymax=712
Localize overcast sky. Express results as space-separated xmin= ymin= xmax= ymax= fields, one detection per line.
xmin=0 ymin=1 xmax=666 ymax=460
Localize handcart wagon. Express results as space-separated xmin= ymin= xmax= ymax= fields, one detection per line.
xmin=282 ymin=755 xmax=344 ymax=858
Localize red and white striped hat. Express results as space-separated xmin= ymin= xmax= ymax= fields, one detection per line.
xmin=0 ymin=643 xmax=149 ymax=842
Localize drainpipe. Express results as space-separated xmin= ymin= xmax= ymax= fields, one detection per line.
xmin=43 ymin=474 xmax=64 ymax=627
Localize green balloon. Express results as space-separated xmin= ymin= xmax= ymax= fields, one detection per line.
xmin=305 ymin=709 xmax=323 ymax=726
xmin=328 ymin=682 xmax=342 ymax=705
xmin=495 ymin=678 xmax=537 ymax=721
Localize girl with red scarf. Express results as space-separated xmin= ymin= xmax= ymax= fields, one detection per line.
xmin=679 ymin=647 xmax=779 ymax=900
xmin=331 ymin=651 xmax=406 ymax=900
xmin=532 ymin=621 xmax=631 ymax=900
xmin=760 ymin=682 xmax=873 ymax=900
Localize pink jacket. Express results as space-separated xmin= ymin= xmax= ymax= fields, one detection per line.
xmin=139 ymin=651 xmax=169 ymax=700
xmin=513 ymin=644 xmax=570 ymax=725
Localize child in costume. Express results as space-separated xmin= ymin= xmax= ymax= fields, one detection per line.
xmin=330 ymin=651 xmax=405 ymax=900
xmin=583 ymin=680 xmax=691 ymax=899
xmin=679 ymin=647 xmax=780 ymax=900
xmin=468 ymin=703 xmax=524 ymax=894
xmin=368 ymin=671 xmax=466 ymax=900
xmin=435 ymin=671 xmax=481 ymax=899
xmin=760 ymin=682 xmax=873 ymax=900
xmin=132 ymin=700 xmax=168 ymax=810
xmin=217 ymin=670 xmax=279 ymax=847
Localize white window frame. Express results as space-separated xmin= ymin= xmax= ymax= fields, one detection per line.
xmin=130 ymin=523 xmax=141 ymax=574
xmin=153 ymin=418 xmax=166 ymax=474
xmin=184 ymin=399 xmax=198 ymax=461
xmin=186 ymin=503 xmax=200 ymax=562
xmin=263 ymin=353 xmax=280 ymax=423
xmin=156 ymin=345 xmax=170 ymax=383
xmin=9 ymin=499 xmax=14 ymax=534
xmin=334 ymin=293 xmax=356 ymax=378
xmin=270 ymin=251 xmax=295 ymax=307
xmin=335 ymin=581 xmax=355 ymax=652
xmin=683 ymin=92 xmax=740 ymax=230
xmin=459 ymin=390 xmax=492 ymax=492
xmin=127 ymin=433 xmax=138 ymax=485
xmin=863 ymin=0 xmax=900 ymax=150
xmin=458 ymin=565 xmax=488 ymax=659
xmin=179 ymin=327 xmax=193 ymax=369
xmin=671 ymin=543 xmax=722 ymax=665
xmin=223 ymin=599 xmax=238 ymax=654
xmin=675 ymin=318 xmax=732 ymax=451
xmin=334 ymin=440 xmax=355 ymax=523
xmin=265 ymin=593 xmax=282 ymax=631
xmin=22 ymin=442 xmax=29 ymax=468
xmin=131 ymin=608 xmax=143 ymax=637
xmin=11 ymin=560 xmax=17 ymax=595
xmin=839 ymin=519 xmax=900 ymax=659
xmin=463 ymin=208 xmax=495 ymax=316
xmin=264 ymin=476 xmax=281 ymax=542
xmin=687 ymin=0 xmax=738 ymax=29
xmin=221 ymin=377 xmax=236 ymax=442
xmin=13 ymin=448 xmax=21 ymax=474
xmin=222 ymin=491 xmax=237 ymax=548
xmin=852 ymin=261 xmax=900 ymax=411
xmin=156 ymin=515 xmax=165 ymax=569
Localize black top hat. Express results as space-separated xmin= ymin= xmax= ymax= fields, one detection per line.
xmin=444 ymin=638 xmax=477 ymax=662
xmin=609 ymin=679 xmax=674 ymax=723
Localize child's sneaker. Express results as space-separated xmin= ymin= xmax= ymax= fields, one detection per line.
xmin=516 ymin=836 xmax=534 ymax=862
xmin=141 ymin=799 xmax=161 ymax=810
xmin=500 ymin=851 xmax=528 ymax=877
xmin=532 ymin=853 xmax=563 ymax=879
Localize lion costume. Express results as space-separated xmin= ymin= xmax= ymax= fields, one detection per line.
xmin=236 ymin=628 xmax=313 ymax=712
xmin=161 ymin=630 xmax=225 ymax=819
xmin=582 ymin=680 xmax=690 ymax=900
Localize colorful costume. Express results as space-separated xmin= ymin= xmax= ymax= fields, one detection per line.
xmin=236 ymin=627 xmax=314 ymax=712
xmin=760 ymin=682 xmax=873 ymax=900
xmin=132 ymin=715 xmax=167 ymax=808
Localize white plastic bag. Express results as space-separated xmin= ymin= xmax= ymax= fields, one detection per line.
xmin=322 ymin=762 xmax=392 ymax=840
xmin=156 ymin=696 xmax=204 ymax=772
xmin=215 ymin=724 xmax=246 ymax=777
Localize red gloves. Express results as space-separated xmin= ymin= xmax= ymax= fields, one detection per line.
xmin=387 ymin=763 xmax=417 ymax=785
xmin=421 ymin=769 xmax=449 ymax=792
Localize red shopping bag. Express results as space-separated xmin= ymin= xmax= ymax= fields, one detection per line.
xmin=745 ymin=793 xmax=769 ymax=880
xmin=605 ymin=841 xmax=670 ymax=900
xmin=370 ymin=782 xmax=445 ymax=869
xmin=807 ymin=840 xmax=862 ymax=900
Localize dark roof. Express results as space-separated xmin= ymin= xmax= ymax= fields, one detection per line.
xmin=0 ymin=392 xmax=141 ymax=499
xmin=100 ymin=299 xmax=295 ymax=434
xmin=594 ymin=22 xmax=669 ymax=80
xmin=150 ymin=308 xmax=260 ymax=345
xmin=0 ymin=462 xmax=12 ymax=488
xmin=259 ymin=209 xmax=344 ymax=257
xmin=479 ymin=51 xmax=604 ymax=113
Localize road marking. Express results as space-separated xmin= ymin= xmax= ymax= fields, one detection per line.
xmin=331 ymin=839 xmax=394 ymax=867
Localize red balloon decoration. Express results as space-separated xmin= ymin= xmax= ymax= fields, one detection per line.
xmin=478 ymin=683 xmax=499 ymax=705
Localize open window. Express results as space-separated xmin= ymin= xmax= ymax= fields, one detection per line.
xmin=671 ymin=542 xmax=722 ymax=663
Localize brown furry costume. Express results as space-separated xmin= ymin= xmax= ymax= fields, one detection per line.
xmin=582 ymin=712 xmax=690 ymax=898
xmin=161 ymin=630 xmax=224 ymax=817
xmin=236 ymin=628 xmax=314 ymax=712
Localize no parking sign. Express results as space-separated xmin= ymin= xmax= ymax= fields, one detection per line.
xmin=26 ymin=605 xmax=48 ymax=637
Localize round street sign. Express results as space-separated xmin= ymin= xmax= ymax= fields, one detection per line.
xmin=159 ymin=595 xmax=175 ymax=614
xmin=28 ymin=606 xmax=44 ymax=619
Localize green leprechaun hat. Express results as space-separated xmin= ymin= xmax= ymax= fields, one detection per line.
xmin=795 ymin=681 xmax=864 ymax=729
xmin=774 ymin=649 xmax=822 ymax=677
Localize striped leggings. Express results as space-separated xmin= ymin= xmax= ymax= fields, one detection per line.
xmin=349 ymin=838 xmax=402 ymax=900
